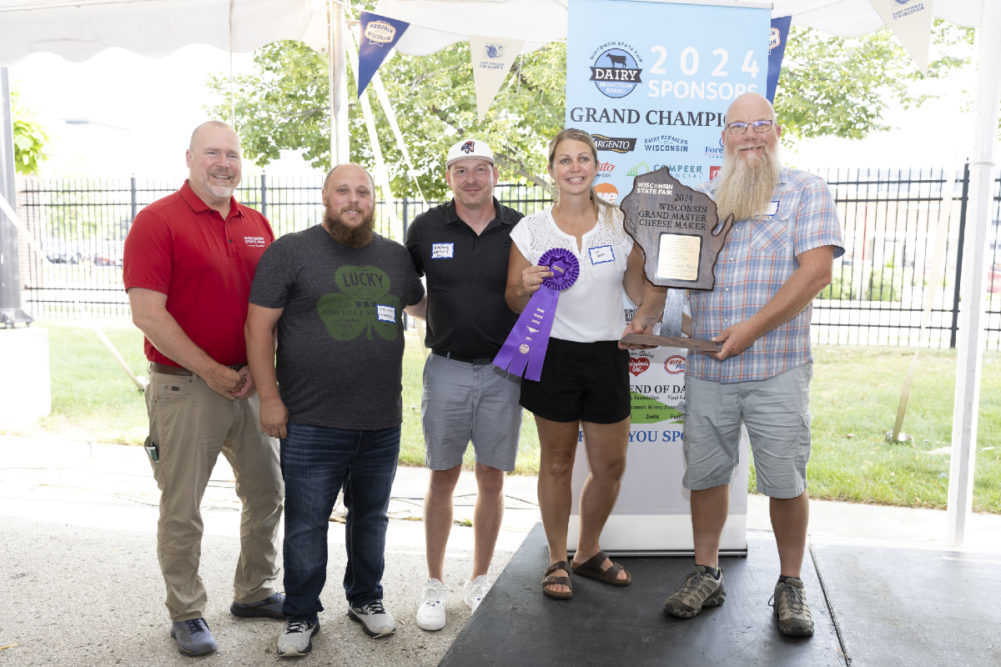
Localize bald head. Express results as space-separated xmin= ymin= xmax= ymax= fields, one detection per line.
xmin=185 ymin=121 xmax=242 ymax=213
xmin=725 ymin=92 xmax=776 ymax=125
xmin=189 ymin=120 xmax=238 ymax=151
xmin=323 ymin=163 xmax=375 ymax=196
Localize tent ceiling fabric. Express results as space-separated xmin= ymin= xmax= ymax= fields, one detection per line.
xmin=0 ymin=0 xmax=983 ymax=65
xmin=374 ymin=0 xmax=568 ymax=55
xmin=0 ymin=0 xmax=327 ymax=65
xmin=374 ymin=0 xmax=982 ymax=55
xmin=767 ymin=0 xmax=980 ymax=36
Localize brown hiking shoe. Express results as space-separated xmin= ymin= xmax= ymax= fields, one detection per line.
xmin=770 ymin=577 xmax=815 ymax=637
xmin=663 ymin=566 xmax=726 ymax=619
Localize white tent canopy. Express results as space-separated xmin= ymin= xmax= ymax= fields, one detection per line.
xmin=374 ymin=0 xmax=983 ymax=53
xmin=0 ymin=0 xmax=998 ymax=546
xmin=0 ymin=0 xmax=327 ymax=63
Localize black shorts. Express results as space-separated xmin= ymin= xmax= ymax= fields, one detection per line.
xmin=519 ymin=338 xmax=630 ymax=424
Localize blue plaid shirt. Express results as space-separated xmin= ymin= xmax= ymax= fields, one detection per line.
xmin=688 ymin=168 xmax=845 ymax=383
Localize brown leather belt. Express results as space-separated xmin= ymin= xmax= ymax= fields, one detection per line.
xmin=150 ymin=362 xmax=245 ymax=376
xmin=150 ymin=362 xmax=192 ymax=376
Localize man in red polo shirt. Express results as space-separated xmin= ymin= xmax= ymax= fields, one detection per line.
xmin=123 ymin=121 xmax=284 ymax=657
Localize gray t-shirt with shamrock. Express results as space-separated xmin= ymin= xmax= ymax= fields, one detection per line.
xmin=250 ymin=224 xmax=424 ymax=430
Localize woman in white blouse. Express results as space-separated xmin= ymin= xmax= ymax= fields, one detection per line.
xmin=505 ymin=128 xmax=665 ymax=599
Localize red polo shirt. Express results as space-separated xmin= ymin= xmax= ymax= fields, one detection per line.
xmin=123 ymin=180 xmax=274 ymax=367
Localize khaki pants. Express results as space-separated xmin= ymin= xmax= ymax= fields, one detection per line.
xmin=145 ymin=368 xmax=283 ymax=621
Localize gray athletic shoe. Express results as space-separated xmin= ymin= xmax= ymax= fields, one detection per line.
xmin=663 ymin=566 xmax=726 ymax=619
xmin=348 ymin=600 xmax=396 ymax=638
xmin=170 ymin=618 xmax=217 ymax=656
xmin=277 ymin=619 xmax=319 ymax=657
xmin=771 ymin=577 xmax=815 ymax=637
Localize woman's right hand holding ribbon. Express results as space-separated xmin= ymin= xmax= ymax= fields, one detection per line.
xmin=521 ymin=264 xmax=554 ymax=297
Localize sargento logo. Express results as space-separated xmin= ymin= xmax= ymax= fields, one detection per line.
xmin=590 ymin=47 xmax=642 ymax=99
xmin=592 ymin=134 xmax=637 ymax=153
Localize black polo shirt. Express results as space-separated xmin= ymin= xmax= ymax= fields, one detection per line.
xmin=406 ymin=198 xmax=523 ymax=361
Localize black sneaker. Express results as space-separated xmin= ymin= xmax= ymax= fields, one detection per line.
xmin=770 ymin=577 xmax=815 ymax=637
xmin=231 ymin=591 xmax=286 ymax=619
xmin=170 ymin=618 xmax=217 ymax=656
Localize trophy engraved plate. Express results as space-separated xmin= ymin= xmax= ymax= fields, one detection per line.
xmin=657 ymin=234 xmax=701 ymax=282
xmin=620 ymin=167 xmax=734 ymax=353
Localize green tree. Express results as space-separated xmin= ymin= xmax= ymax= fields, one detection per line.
xmin=775 ymin=21 xmax=972 ymax=140
xmin=208 ymin=38 xmax=564 ymax=199
xmin=208 ymin=19 xmax=972 ymax=197
xmin=10 ymin=87 xmax=47 ymax=174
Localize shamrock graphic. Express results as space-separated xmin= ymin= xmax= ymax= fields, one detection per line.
xmin=317 ymin=265 xmax=400 ymax=341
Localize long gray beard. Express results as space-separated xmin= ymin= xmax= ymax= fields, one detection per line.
xmin=324 ymin=212 xmax=374 ymax=248
xmin=714 ymin=148 xmax=781 ymax=222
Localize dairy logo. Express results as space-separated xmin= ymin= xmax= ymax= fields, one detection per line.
xmin=589 ymin=46 xmax=642 ymax=99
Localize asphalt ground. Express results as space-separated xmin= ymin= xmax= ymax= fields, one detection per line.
xmin=2 ymin=434 xmax=999 ymax=665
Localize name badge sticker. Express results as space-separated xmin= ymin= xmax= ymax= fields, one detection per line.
xmin=589 ymin=245 xmax=615 ymax=265
xmin=376 ymin=305 xmax=396 ymax=323
xmin=766 ymin=200 xmax=780 ymax=217
xmin=431 ymin=242 xmax=454 ymax=259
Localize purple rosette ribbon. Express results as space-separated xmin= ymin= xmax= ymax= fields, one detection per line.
xmin=493 ymin=248 xmax=579 ymax=381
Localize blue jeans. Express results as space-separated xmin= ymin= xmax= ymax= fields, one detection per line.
xmin=280 ymin=421 xmax=400 ymax=622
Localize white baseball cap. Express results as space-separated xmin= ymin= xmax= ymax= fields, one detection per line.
xmin=446 ymin=139 xmax=495 ymax=168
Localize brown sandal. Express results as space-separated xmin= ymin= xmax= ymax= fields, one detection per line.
xmin=542 ymin=560 xmax=573 ymax=600
xmin=571 ymin=550 xmax=631 ymax=586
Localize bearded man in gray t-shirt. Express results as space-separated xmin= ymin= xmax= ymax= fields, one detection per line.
xmin=246 ymin=163 xmax=425 ymax=658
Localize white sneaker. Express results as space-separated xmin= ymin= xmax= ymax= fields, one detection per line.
xmin=347 ymin=600 xmax=396 ymax=638
xmin=277 ymin=620 xmax=319 ymax=657
xmin=463 ymin=575 xmax=492 ymax=613
xmin=415 ymin=578 xmax=449 ymax=631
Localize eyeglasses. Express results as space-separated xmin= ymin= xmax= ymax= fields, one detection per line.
xmin=725 ymin=120 xmax=775 ymax=135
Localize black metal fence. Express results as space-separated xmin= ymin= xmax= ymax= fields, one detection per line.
xmin=14 ymin=167 xmax=1001 ymax=349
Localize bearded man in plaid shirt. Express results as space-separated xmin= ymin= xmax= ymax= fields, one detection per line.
xmin=662 ymin=92 xmax=845 ymax=638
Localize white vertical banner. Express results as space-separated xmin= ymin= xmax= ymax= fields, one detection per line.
xmin=470 ymin=36 xmax=523 ymax=119
xmin=566 ymin=0 xmax=769 ymax=556
xmin=868 ymin=0 xmax=933 ymax=73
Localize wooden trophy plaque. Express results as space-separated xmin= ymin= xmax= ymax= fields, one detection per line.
xmin=620 ymin=166 xmax=734 ymax=352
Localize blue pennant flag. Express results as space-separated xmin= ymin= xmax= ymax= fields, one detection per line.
xmin=767 ymin=16 xmax=792 ymax=103
xmin=357 ymin=11 xmax=409 ymax=97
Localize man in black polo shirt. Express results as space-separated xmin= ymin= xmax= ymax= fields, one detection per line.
xmin=406 ymin=139 xmax=523 ymax=631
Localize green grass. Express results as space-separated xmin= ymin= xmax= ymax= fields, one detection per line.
xmin=6 ymin=322 xmax=1000 ymax=513
xmin=803 ymin=346 xmax=1001 ymax=513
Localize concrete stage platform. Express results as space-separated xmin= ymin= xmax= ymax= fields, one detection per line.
xmin=442 ymin=524 xmax=1001 ymax=666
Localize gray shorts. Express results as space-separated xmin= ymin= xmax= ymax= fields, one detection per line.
xmin=421 ymin=353 xmax=522 ymax=471
xmin=682 ymin=364 xmax=813 ymax=499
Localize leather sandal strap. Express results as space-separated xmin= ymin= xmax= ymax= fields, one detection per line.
xmin=544 ymin=560 xmax=570 ymax=577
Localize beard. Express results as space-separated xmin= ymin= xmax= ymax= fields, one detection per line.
xmin=205 ymin=183 xmax=236 ymax=200
xmin=713 ymin=144 xmax=782 ymax=222
xmin=323 ymin=209 xmax=375 ymax=248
